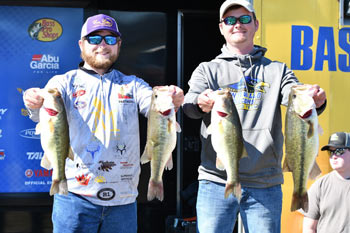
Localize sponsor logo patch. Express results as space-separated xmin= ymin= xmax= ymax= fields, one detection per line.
xmin=97 ymin=188 xmax=115 ymax=201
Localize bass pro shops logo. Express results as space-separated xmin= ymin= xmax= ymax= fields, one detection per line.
xmin=28 ymin=18 xmax=62 ymax=42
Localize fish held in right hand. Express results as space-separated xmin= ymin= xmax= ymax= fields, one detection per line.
xmin=35 ymin=88 xmax=74 ymax=196
xmin=207 ymin=88 xmax=247 ymax=200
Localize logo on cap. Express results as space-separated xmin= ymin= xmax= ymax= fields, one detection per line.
xmin=92 ymin=18 xmax=114 ymax=28
xmin=81 ymin=14 xmax=121 ymax=38
xmin=330 ymin=134 xmax=340 ymax=142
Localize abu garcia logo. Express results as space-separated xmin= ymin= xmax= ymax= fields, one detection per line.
xmin=28 ymin=18 xmax=63 ymax=42
xmin=30 ymin=54 xmax=59 ymax=70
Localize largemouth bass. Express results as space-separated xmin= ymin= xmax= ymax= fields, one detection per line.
xmin=141 ymin=86 xmax=181 ymax=201
xmin=207 ymin=88 xmax=247 ymax=199
xmin=284 ymin=84 xmax=321 ymax=212
xmin=35 ymin=88 xmax=73 ymax=196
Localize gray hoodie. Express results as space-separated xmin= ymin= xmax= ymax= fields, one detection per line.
xmin=183 ymin=44 xmax=302 ymax=188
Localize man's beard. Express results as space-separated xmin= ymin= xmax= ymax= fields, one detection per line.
xmin=81 ymin=49 xmax=118 ymax=70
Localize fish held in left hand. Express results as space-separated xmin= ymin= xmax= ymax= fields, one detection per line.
xmin=141 ymin=86 xmax=181 ymax=201
xmin=35 ymin=88 xmax=74 ymax=196
xmin=284 ymin=84 xmax=322 ymax=212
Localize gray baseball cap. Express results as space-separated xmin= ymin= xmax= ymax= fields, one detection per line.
xmin=321 ymin=132 xmax=350 ymax=151
xmin=219 ymin=0 xmax=255 ymax=20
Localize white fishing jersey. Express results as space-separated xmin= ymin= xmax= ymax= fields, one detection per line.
xmin=26 ymin=67 xmax=153 ymax=206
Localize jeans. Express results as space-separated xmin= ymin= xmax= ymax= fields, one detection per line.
xmin=52 ymin=192 xmax=137 ymax=233
xmin=196 ymin=180 xmax=282 ymax=233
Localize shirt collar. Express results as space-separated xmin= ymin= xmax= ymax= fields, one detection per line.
xmin=78 ymin=61 xmax=114 ymax=75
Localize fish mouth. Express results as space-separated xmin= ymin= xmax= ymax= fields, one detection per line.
xmin=300 ymin=109 xmax=312 ymax=119
xmin=45 ymin=107 xmax=58 ymax=116
xmin=160 ymin=109 xmax=171 ymax=116
xmin=217 ymin=111 xmax=228 ymax=117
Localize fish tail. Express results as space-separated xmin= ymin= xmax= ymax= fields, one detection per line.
xmin=224 ymin=182 xmax=241 ymax=200
xmin=50 ymin=179 xmax=68 ymax=196
xmin=140 ymin=149 xmax=151 ymax=164
xmin=234 ymin=183 xmax=242 ymax=201
xmin=291 ymin=192 xmax=308 ymax=212
xmin=147 ymin=179 xmax=164 ymax=201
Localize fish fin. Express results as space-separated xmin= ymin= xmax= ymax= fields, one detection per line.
xmin=35 ymin=122 xmax=41 ymax=135
xmin=58 ymin=179 xmax=68 ymax=195
xmin=317 ymin=124 xmax=324 ymax=135
xmin=206 ymin=124 xmax=212 ymax=135
xmin=49 ymin=181 xmax=59 ymax=196
xmin=50 ymin=179 xmax=68 ymax=196
xmin=225 ymin=182 xmax=241 ymax=201
xmin=282 ymin=159 xmax=292 ymax=172
xmin=167 ymin=119 xmax=172 ymax=133
xmin=216 ymin=157 xmax=225 ymax=171
xmin=48 ymin=119 xmax=55 ymax=133
xmin=291 ymin=192 xmax=308 ymax=212
xmin=40 ymin=154 xmax=52 ymax=170
xmin=309 ymin=161 xmax=322 ymax=180
xmin=307 ymin=121 xmax=314 ymax=138
xmin=147 ymin=179 xmax=164 ymax=201
xmin=176 ymin=122 xmax=181 ymax=133
xmin=165 ymin=156 xmax=173 ymax=170
xmin=241 ymin=146 xmax=248 ymax=158
xmin=218 ymin=120 xmax=224 ymax=134
xmin=68 ymin=147 xmax=74 ymax=161
xmin=140 ymin=148 xmax=151 ymax=164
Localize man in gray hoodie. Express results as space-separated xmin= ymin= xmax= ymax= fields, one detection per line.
xmin=182 ymin=0 xmax=327 ymax=232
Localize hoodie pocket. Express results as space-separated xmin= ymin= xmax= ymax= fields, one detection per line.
xmin=239 ymin=129 xmax=281 ymax=176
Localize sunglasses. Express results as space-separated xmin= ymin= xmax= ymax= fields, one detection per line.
xmin=328 ymin=148 xmax=348 ymax=157
xmin=85 ymin=35 xmax=119 ymax=45
xmin=221 ymin=15 xmax=252 ymax=26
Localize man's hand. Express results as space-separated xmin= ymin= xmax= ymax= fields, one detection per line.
xmin=169 ymin=85 xmax=184 ymax=109
xmin=310 ymin=84 xmax=326 ymax=108
xmin=23 ymin=88 xmax=44 ymax=109
xmin=197 ymin=89 xmax=215 ymax=113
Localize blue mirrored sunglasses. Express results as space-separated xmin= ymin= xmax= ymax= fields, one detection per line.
xmin=328 ymin=148 xmax=348 ymax=157
xmin=85 ymin=35 xmax=119 ymax=45
xmin=220 ymin=15 xmax=252 ymax=26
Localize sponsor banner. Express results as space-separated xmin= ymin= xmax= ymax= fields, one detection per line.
xmin=257 ymin=1 xmax=350 ymax=233
xmin=0 ymin=6 xmax=83 ymax=193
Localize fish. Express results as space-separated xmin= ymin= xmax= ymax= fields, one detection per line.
xmin=207 ymin=88 xmax=247 ymax=199
xmin=35 ymin=88 xmax=73 ymax=196
xmin=141 ymin=86 xmax=181 ymax=201
xmin=28 ymin=22 xmax=43 ymax=40
xmin=284 ymin=84 xmax=322 ymax=212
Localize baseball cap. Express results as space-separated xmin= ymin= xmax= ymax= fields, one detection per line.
xmin=81 ymin=14 xmax=121 ymax=38
xmin=219 ymin=0 xmax=255 ymax=20
xmin=321 ymin=132 xmax=350 ymax=151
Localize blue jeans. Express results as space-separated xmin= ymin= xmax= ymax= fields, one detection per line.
xmin=52 ymin=192 xmax=137 ymax=233
xmin=196 ymin=180 xmax=282 ymax=233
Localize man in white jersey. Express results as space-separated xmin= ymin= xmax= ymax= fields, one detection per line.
xmin=301 ymin=132 xmax=350 ymax=233
xmin=23 ymin=14 xmax=184 ymax=233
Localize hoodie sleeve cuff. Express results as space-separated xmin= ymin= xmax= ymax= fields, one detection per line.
xmin=316 ymin=99 xmax=327 ymax=115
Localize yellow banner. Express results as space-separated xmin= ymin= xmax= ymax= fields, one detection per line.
xmin=254 ymin=0 xmax=350 ymax=232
